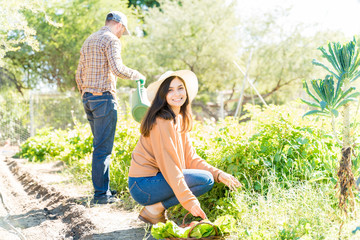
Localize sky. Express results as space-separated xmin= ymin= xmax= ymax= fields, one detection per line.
xmin=237 ymin=0 xmax=360 ymax=37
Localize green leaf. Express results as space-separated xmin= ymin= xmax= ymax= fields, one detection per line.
xmin=151 ymin=222 xmax=172 ymax=239
xmin=214 ymin=215 xmax=236 ymax=235
xmin=180 ymin=228 xmax=191 ymax=238
xmin=350 ymin=49 xmax=360 ymax=73
xmin=303 ymin=110 xmax=329 ymax=118
xmin=335 ymin=98 xmax=356 ymax=109
xmin=310 ymin=79 xmax=326 ymax=101
xmin=331 ymin=109 xmax=339 ymax=117
xmin=333 ymin=76 xmax=344 ymax=103
xmin=314 ymin=39 xmax=360 ymax=82
xmin=337 ymin=86 xmax=356 ymax=102
xmin=164 ymin=221 xmax=185 ymax=237
xmin=303 ymin=80 xmax=320 ymax=103
xmin=312 ymin=59 xmax=340 ymax=80
xmin=300 ymin=98 xmax=321 ymax=108
xmin=189 ymin=225 xmax=203 ymax=238
xmin=327 ymin=44 xmax=341 ymax=73
xmin=320 ymin=101 xmax=327 ymax=110
xmin=192 ymin=223 xmax=215 ymax=237
xmin=351 ymin=71 xmax=360 ymax=82
xmin=345 ymin=91 xmax=360 ymax=99
xmin=323 ymin=75 xmax=336 ymax=104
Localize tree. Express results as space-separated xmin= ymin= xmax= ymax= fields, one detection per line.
xmin=0 ymin=67 xmax=25 ymax=95
xmin=124 ymin=0 xmax=241 ymax=103
xmin=5 ymin=0 xmax=136 ymax=91
xmin=302 ymin=38 xmax=360 ymax=214
xmin=128 ymin=0 xmax=160 ymax=8
xmin=219 ymin=12 xmax=345 ymax=116
xmin=0 ymin=0 xmax=59 ymax=92
xmin=125 ymin=1 xmax=344 ymax=118
xmin=235 ymin=8 xmax=346 ymax=106
xmin=0 ymin=0 xmax=43 ymax=66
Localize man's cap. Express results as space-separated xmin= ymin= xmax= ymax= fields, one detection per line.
xmin=106 ymin=11 xmax=130 ymax=36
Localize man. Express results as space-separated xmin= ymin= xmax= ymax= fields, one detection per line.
xmin=75 ymin=11 xmax=146 ymax=204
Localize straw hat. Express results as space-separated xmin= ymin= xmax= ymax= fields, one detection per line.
xmin=147 ymin=70 xmax=198 ymax=103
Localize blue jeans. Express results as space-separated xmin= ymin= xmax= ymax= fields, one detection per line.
xmin=82 ymin=92 xmax=117 ymax=198
xmin=128 ymin=169 xmax=214 ymax=209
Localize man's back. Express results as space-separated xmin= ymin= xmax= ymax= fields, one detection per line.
xmin=78 ymin=26 xmax=121 ymax=93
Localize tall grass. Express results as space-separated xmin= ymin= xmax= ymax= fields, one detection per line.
xmin=231 ymin=179 xmax=359 ymax=239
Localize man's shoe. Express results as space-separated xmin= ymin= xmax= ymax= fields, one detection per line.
xmin=91 ymin=195 xmax=119 ymax=205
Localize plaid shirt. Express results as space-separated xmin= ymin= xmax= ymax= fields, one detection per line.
xmin=75 ymin=26 xmax=140 ymax=96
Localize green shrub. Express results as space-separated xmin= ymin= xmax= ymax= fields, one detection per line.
xmin=18 ymin=102 xmax=360 ymax=238
xmin=18 ymin=128 xmax=67 ymax=162
xmin=61 ymin=124 xmax=93 ymax=165
xmin=18 ymin=103 xmax=346 ymax=221
xmin=19 ymin=103 xmax=341 ymax=193
xmin=174 ymin=104 xmax=339 ymax=220
xmin=110 ymin=117 xmax=140 ymax=195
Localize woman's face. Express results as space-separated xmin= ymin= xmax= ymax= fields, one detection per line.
xmin=166 ymin=77 xmax=187 ymax=113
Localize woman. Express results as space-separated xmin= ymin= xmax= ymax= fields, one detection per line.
xmin=128 ymin=70 xmax=241 ymax=224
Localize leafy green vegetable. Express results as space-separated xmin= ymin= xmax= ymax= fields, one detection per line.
xmin=151 ymin=215 xmax=235 ymax=239
xmin=189 ymin=223 xmax=215 ymax=238
xmin=166 ymin=221 xmax=185 ymax=237
xmin=151 ymin=222 xmax=172 ymax=239
xmin=151 ymin=221 xmax=191 ymax=238
xmin=179 ymin=227 xmax=191 ymax=238
xmin=214 ymin=215 xmax=236 ymax=235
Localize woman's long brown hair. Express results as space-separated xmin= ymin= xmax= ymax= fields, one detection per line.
xmin=140 ymin=76 xmax=193 ymax=137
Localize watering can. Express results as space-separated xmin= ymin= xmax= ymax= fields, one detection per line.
xmin=131 ymin=79 xmax=150 ymax=123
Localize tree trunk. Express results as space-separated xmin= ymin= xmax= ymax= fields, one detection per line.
xmin=337 ymin=78 xmax=355 ymax=214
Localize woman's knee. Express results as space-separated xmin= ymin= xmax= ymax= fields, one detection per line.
xmin=184 ymin=169 xmax=214 ymax=188
xmin=204 ymin=171 xmax=214 ymax=187
xmin=204 ymin=172 xmax=214 ymax=191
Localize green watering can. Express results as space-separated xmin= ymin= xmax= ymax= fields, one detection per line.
xmin=131 ymin=79 xmax=150 ymax=123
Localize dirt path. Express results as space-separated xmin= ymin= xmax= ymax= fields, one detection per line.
xmin=0 ymin=147 xmax=155 ymax=240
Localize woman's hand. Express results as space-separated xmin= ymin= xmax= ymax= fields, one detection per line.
xmin=190 ymin=204 xmax=207 ymax=219
xmin=218 ymin=172 xmax=241 ymax=191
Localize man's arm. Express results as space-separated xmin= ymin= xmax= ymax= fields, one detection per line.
xmin=105 ymin=39 xmax=145 ymax=81
xmin=75 ymin=53 xmax=85 ymax=94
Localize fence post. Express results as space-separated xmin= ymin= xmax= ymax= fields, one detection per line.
xmin=29 ymin=90 xmax=35 ymax=137
xmin=218 ymin=91 xmax=224 ymax=120
xmin=234 ymin=50 xmax=253 ymax=118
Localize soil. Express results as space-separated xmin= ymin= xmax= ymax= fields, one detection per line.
xmin=0 ymin=146 xmax=155 ymax=240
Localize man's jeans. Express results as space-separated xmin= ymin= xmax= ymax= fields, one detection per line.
xmin=82 ymin=92 xmax=117 ymax=198
xmin=128 ymin=169 xmax=214 ymax=209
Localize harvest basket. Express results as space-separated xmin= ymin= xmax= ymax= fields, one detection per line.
xmin=164 ymin=213 xmax=226 ymax=240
